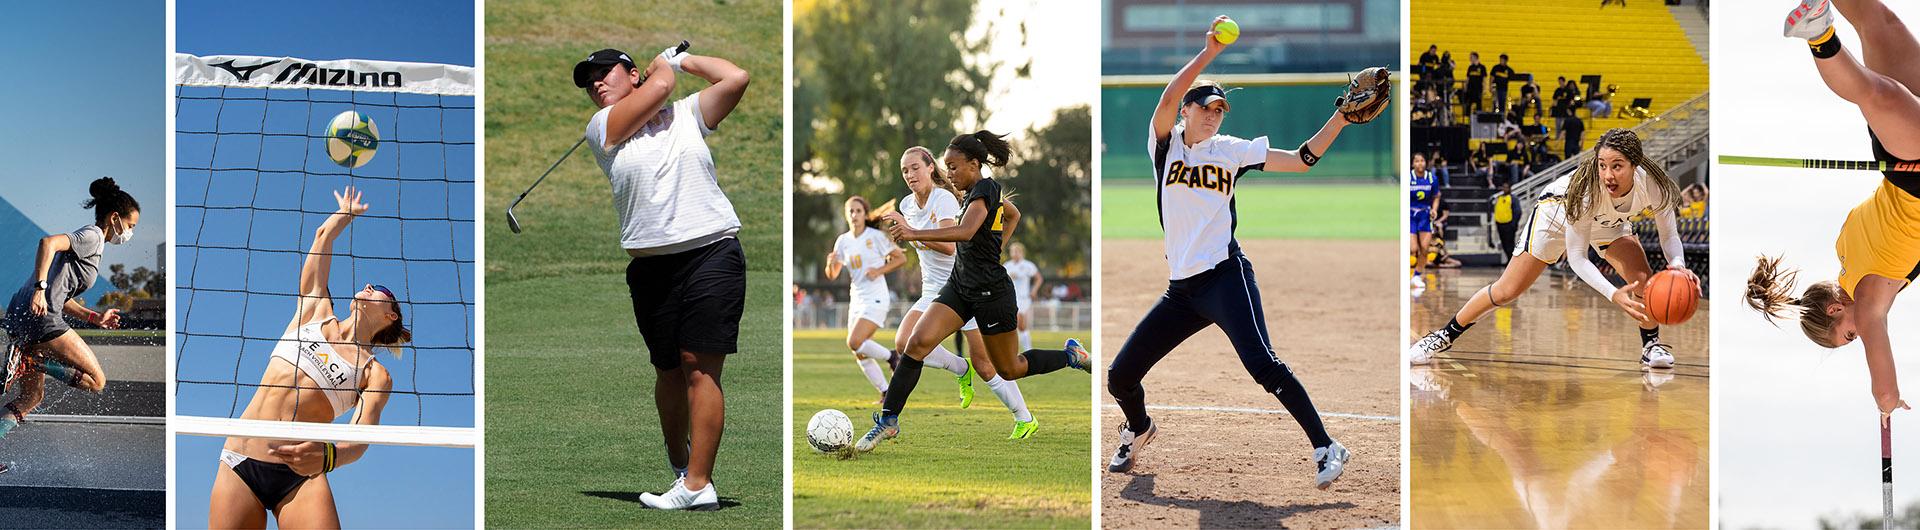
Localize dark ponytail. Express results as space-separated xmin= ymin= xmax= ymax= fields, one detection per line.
xmin=83 ymin=177 xmax=140 ymax=225
xmin=948 ymin=130 xmax=1012 ymax=168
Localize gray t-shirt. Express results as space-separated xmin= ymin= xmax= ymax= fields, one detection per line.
xmin=12 ymin=225 xmax=104 ymax=310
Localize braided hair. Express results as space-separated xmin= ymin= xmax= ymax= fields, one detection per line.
xmin=1562 ymin=128 xmax=1682 ymax=223
xmin=1745 ymin=255 xmax=1850 ymax=348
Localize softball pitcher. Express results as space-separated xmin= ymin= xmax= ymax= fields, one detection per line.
xmin=1103 ymin=16 xmax=1389 ymax=489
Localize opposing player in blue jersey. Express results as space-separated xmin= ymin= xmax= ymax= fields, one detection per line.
xmin=1103 ymin=16 xmax=1390 ymax=490
xmin=1410 ymin=152 xmax=1440 ymax=292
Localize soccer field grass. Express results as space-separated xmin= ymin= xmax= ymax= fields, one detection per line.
xmin=1101 ymin=182 xmax=1397 ymax=241
xmin=483 ymin=0 xmax=784 ymax=525
xmin=791 ymin=328 xmax=1092 ymax=528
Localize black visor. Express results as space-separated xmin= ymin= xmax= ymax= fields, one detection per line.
xmin=573 ymin=48 xmax=635 ymax=88
xmin=1182 ymin=85 xmax=1229 ymax=109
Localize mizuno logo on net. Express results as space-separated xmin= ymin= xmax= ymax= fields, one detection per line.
xmin=212 ymin=59 xmax=404 ymax=88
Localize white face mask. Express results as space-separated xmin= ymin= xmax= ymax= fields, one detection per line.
xmin=109 ymin=218 xmax=132 ymax=245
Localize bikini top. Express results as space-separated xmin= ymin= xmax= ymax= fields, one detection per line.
xmin=268 ymin=317 xmax=369 ymax=418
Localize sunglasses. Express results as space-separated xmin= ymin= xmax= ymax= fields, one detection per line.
xmin=368 ymin=284 xmax=398 ymax=304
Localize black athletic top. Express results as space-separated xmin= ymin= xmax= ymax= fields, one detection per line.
xmin=951 ymin=177 xmax=1014 ymax=299
xmin=1869 ymin=128 xmax=1920 ymax=198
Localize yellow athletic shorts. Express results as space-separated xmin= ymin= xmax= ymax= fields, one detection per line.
xmin=1837 ymin=179 xmax=1920 ymax=295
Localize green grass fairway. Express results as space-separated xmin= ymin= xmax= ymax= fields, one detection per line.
xmin=486 ymin=272 xmax=782 ymax=527
xmin=792 ymin=329 xmax=1092 ymax=528
xmin=1102 ymin=183 xmax=1397 ymax=240
xmin=484 ymin=0 xmax=784 ymax=526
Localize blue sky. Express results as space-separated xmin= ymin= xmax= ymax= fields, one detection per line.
xmin=175 ymin=1 xmax=475 ymax=527
xmin=0 ymin=3 xmax=166 ymax=294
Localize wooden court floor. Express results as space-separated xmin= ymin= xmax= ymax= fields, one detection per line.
xmin=1409 ymin=268 xmax=1710 ymax=529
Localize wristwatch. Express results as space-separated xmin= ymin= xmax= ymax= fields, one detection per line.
xmin=33 ymin=280 xmax=46 ymax=291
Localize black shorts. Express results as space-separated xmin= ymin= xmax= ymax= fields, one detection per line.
xmin=222 ymin=451 xmax=308 ymax=509
xmin=933 ymin=280 xmax=1018 ymax=336
xmin=627 ymin=238 xmax=747 ymax=368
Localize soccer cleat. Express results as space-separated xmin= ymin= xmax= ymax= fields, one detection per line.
xmin=1407 ymin=330 xmax=1452 ymax=366
xmin=638 ymin=476 xmax=720 ymax=511
xmin=1642 ymin=342 xmax=1675 ymax=369
xmin=1107 ymin=421 xmax=1157 ymax=473
xmin=1784 ymin=0 xmax=1834 ymax=40
xmin=1064 ymin=339 xmax=1092 ymax=373
xmin=854 ymin=412 xmax=898 ymax=453
xmin=958 ymin=358 xmax=977 ymax=409
xmin=1009 ymin=419 xmax=1039 ymax=440
xmin=1314 ymin=440 xmax=1351 ymax=490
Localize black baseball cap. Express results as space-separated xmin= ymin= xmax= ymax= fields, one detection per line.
xmin=573 ymin=49 xmax=635 ymax=88
xmin=1182 ymin=84 xmax=1229 ymax=110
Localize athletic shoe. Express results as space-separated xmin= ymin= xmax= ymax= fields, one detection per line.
xmin=958 ymin=358 xmax=977 ymax=409
xmin=1642 ymin=343 xmax=1675 ymax=369
xmin=1064 ymin=339 xmax=1092 ymax=373
xmin=0 ymin=340 xmax=20 ymax=393
xmin=638 ymin=477 xmax=720 ymax=511
xmin=1107 ymin=421 xmax=1157 ymax=473
xmin=1410 ymin=274 xmax=1426 ymax=291
xmin=1407 ymin=330 xmax=1452 ymax=366
xmin=1784 ymin=0 xmax=1833 ymax=40
xmin=854 ymin=412 xmax=898 ymax=453
xmin=1643 ymin=370 xmax=1674 ymax=391
xmin=1009 ymin=419 xmax=1039 ymax=440
xmin=1314 ymin=440 xmax=1351 ymax=490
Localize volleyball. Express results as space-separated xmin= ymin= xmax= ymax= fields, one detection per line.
xmin=325 ymin=110 xmax=380 ymax=168
xmin=807 ymin=409 xmax=854 ymax=454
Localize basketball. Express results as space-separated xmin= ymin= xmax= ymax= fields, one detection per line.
xmin=1645 ymin=269 xmax=1699 ymax=324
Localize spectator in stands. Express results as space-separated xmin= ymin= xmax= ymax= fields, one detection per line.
xmin=1682 ymin=182 xmax=1710 ymax=219
xmin=1431 ymin=86 xmax=1453 ymax=127
xmin=1463 ymin=52 xmax=1487 ymax=118
xmin=1491 ymin=182 xmax=1519 ymax=263
xmin=1490 ymin=54 xmax=1514 ymax=113
xmin=1419 ymin=45 xmax=1440 ymax=90
xmin=1558 ymin=113 xmax=1587 ymax=160
xmin=1552 ymin=77 xmax=1581 ymax=124
xmin=1469 ymin=144 xmax=1493 ymax=185
xmin=1587 ymin=92 xmax=1614 ymax=118
xmin=1432 ymin=204 xmax=1463 ymax=269
xmin=1412 ymin=86 xmax=1440 ymax=127
xmin=1431 ymin=150 xmax=1452 ymax=186
xmin=1517 ymin=78 xmax=1543 ymax=125
xmin=1437 ymin=51 xmax=1456 ymax=99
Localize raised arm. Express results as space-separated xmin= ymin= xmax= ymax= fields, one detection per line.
xmin=1263 ymin=113 xmax=1351 ymax=173
xmin=294 ymin=187 xmax=368 ymax=331
xmin=602 ymin=55 xmax=677 ymax=149
xmin=681 ymin=54 xmax=751 ymax=131
xmin=1152 ymin=16 xmax=1231 ymax=142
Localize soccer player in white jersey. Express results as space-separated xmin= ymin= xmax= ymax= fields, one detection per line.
xmin=1406 ymin=129 xmax=1700 ymax=369
xmin=574 ymin=44 xmax=750 ymax=511
xmin=1003 ymin=242 xmax=1043 ymax=351
xmin=826 ymin=196 xmax=907 ymax=403
xmin=895 ymin=146 xmax=1037 ymax=439
xmin=1104 ymin=16 xmax=1384 ymax=489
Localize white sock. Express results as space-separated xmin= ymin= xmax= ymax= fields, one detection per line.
xmin=923 ymin=345 xmax=969 ymax=377
xmin=986 ymin=375 xmax=1033 ymax=422
xmin=855 ymin=340 xmax=893 ymax=362
xmin=1018 ymin=330 xmax=1032 ymax=351
xmin=856 ymin=357 xmax=888 ymax=393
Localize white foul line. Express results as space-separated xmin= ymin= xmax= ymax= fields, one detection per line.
xmin=1103 ymin=403 xmax=1400 ymax=423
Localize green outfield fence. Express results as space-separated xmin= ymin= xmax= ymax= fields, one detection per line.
xmin=1101 ymin=73 xmax=1399 ymax=182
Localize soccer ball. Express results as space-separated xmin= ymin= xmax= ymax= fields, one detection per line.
xmin=807 ymin=409 xmax=854 ymax=454
xmin=325 ymin=110 xmax=379 ymax=168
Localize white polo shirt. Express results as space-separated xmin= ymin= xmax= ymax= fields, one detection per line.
xmin=587 ymin=92 xmax=741 ymax=255
xmin=1152 ymin=124 xmax=1269 ymax=279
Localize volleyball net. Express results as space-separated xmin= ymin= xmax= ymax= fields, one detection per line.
xmin=173 ymin=54 xmax=475 ymax=448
